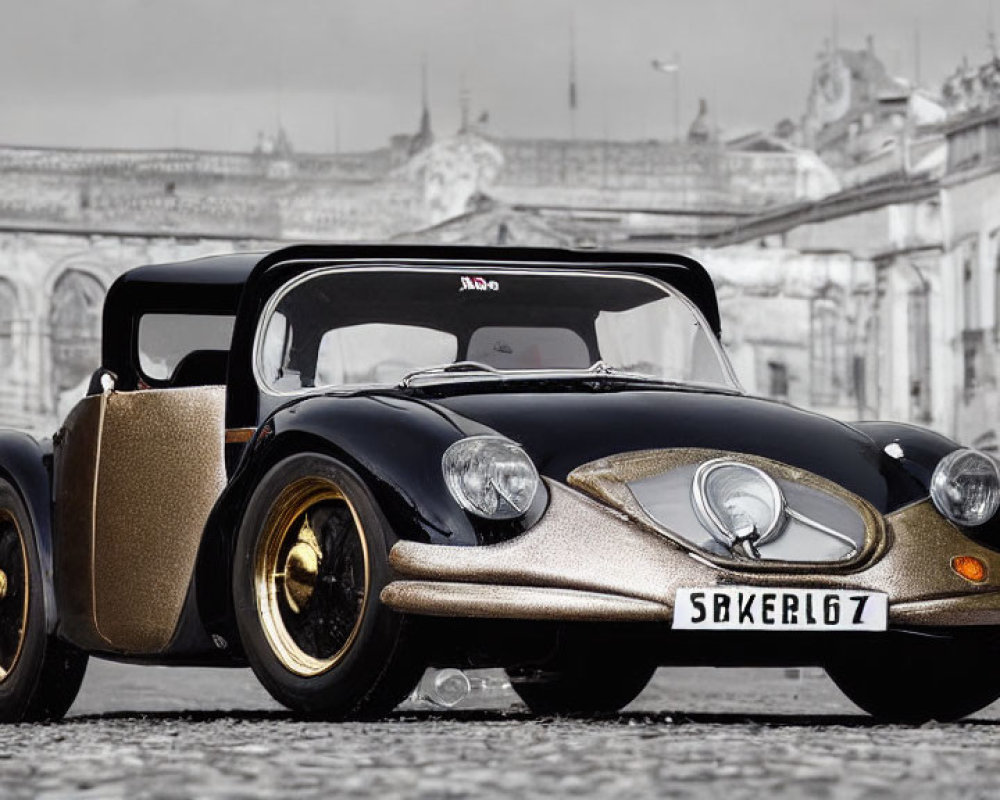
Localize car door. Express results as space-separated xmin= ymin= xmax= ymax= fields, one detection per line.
xmin=53 ymin=385 xmax=227 ymax=654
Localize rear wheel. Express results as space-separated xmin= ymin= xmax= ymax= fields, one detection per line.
xmin=827 ymin=637 xmax=1000 ymax=722
xmin=233 ymin=454 xmax=422 ymax=719
xmin=510 ymin=660 xmax=656 ymax=715
xmin=0 ymin=479 xmax=87 ymax=723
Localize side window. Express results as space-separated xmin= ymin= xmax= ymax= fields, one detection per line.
xmin=137 ymin=314 xmax=235 ymax=383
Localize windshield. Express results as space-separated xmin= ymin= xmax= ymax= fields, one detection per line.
xmin=255 ymin=267 xmax=739 ymax=393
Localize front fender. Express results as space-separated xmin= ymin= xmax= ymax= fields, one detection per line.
xmin=0 ymin=430 xmax=55 ymax=632
xmin=852 ymin=420 xmax=1000 ymax=548
xmin=196 ymin=393 xmax=547 ymax=648
xmin=248 ymin=393 xmax=533 ymax=546
xmin=851 ymin=421 xmax=958 ymax=492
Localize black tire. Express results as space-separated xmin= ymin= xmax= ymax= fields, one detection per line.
xmin=827 ymin=637 xmax=1000 ymax=723
xmin=0 ymin=479 xmax=87 ymax=723
xmin=510 ymin=660 xmax=656 ymax=715
xmin=233 ymin=453 xmax=423 ymax=719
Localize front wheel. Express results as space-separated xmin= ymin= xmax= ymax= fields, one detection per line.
xmin=509 ymin=660 xmax=656 ymax=715
xmin=827 ymin=636 xmax=1000 ymax=723
xmin=233 ymin=453 xmax=423 ymax=719
xmin=0 ymin=479 xmax=87 ymax=723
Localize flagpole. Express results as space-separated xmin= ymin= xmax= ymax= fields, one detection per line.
xmin=650 ymin=56 xmax=681 ymax=142
xmin=673 ymin=51 xmax=681 ymax=142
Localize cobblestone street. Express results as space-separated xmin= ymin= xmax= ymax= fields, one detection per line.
xmin=1 ymin=661 xmax=998 ymax=798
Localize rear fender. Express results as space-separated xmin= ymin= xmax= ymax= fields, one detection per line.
xmin=0 ymin=431 xmax=55 ymax=632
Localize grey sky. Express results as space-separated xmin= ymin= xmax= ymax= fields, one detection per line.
xmin=0 ymin=0 xmax=997 ymax=153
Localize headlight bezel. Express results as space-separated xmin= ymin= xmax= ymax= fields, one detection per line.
xmin=691 ymin=458 xmax=787 ymax=547
xmin=930 ymin=448 xmax=1000 ymax=527
xmin=442 ymin=435 xmax=540 ymax=520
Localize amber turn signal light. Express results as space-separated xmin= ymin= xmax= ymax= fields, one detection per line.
xmin=952 ymin=556 xmax=988 ymax=583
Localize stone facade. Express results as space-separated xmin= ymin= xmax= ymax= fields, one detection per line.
xmin=413 ymin=45 xmax=1000 ymax=451
xmin=3 ymin=39 xmax=997 ymax=448
xmin=0 ymin=233 xmax=277 ymax=432
xmin=0 ymin=101 xmax=840 ymax=434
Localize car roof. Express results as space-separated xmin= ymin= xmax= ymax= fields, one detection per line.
xmin=110 ymin=251 xmax=263 ymax=293
xmin=103 ymin=244 xmax=722 ymax=392
xmin=238 ymin=243 xmax=721 ymax=332
xmin=113 ymin=243 xmax=713 ymax=286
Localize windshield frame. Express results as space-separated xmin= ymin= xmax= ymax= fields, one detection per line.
xmin=252 ymin=264 xmax=744 ymax=398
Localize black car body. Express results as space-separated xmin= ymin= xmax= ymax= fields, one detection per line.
xmin=0 ymin=243 xmax=998 ymax=722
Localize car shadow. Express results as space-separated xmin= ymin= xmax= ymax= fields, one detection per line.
xmin=61 ymin=708 xmax=1000 ymax=727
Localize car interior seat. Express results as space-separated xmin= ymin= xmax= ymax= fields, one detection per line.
xmin=169 ymin=349 xmax=230 ymax=388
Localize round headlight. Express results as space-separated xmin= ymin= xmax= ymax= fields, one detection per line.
xmin=930 ymin=448 xmax=1000 ymax=526
xmin=693 ymin=459 xmax=785 ymax=547
xmin=442 ymin=436 xmax=539 ymax=520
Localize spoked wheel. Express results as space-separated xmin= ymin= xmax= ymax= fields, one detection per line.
xmin=0 ymin=480 xmax=87 ymax=723
xmin=234 ymin=454 xmax=422 ymax=719
xmin=254 ymin=477 xmax=369 ymax=677
xmin=509 ymin=659 xmax=657 ymax=715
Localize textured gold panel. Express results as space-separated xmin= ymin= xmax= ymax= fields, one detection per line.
xmin=567 ymin=448 xmax=885 ymax=573
xmin=92 ymin=387 xmax=226 ymax=653
xmin=381 ymin=581 xmax=670 ymax=622
xmin=891 ymin=591 xmax=1000 ymax=626
xmin=386 ymin=481 xmax=1000 ymax=626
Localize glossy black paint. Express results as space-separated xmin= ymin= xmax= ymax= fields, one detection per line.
xmin=13 ymin=243 xmax=975 ymax=666
xmin=425 ymin=383 xmax=930 ymax=513
xmin=851 ymin=421 xmax=959 ymax=487
xmin=186 ymin=245 xmax=956 ymax=657
xmin=195 ymin=391 xmax=549 ymax=651
xmin=187 ymin=378 xmax=945 ymax=653
xmin=853 ymin=420 xmax=1000 ymax=547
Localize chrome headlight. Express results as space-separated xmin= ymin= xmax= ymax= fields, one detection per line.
xmin=442 ymin=436 xmax=539 ymax=520
xmin=930 ymin=448 xmax=1000 ymax=526
xmin=692 ymin=459 xmax=785 ymax=547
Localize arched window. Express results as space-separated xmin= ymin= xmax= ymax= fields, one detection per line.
xmin=50 ymin=270 xmax=104 ymax=397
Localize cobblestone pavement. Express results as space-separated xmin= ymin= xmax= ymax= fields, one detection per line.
xmin=1 ymin=661 xmax=999 ymax=798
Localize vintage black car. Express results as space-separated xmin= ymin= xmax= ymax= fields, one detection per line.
xmin=1 ymin=244 xmax=1000 ymax=723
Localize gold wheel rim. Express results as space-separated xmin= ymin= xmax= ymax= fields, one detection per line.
xmin=0 ymin=510 xmax=28 ymax=684
xmin=254 ymin=477 xmax=370 ymax=677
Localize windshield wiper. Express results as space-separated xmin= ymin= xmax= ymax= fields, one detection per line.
xmin=578 ymin=362 xmax=724 ymax=391
xmin=397 ymin=361 xmax=505 ymax=388
xmin=397 ymin=359 xmax=725 ymax=392
xmin=583 ymin=361 xmax=665 ymax=383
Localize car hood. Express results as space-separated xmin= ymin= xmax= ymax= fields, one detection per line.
xmin=427 ymin=387 xmax=927 ymax=514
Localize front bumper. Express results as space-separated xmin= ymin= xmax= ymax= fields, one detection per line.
xmin=381 ymin=480 xmax=1000 ymax=628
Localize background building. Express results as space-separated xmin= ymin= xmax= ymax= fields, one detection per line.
xmin=1 ymin=37 xmax=998 ymax=450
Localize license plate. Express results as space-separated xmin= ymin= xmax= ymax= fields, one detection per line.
xmin=673 ymin=587 xmax=887 ymax=631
